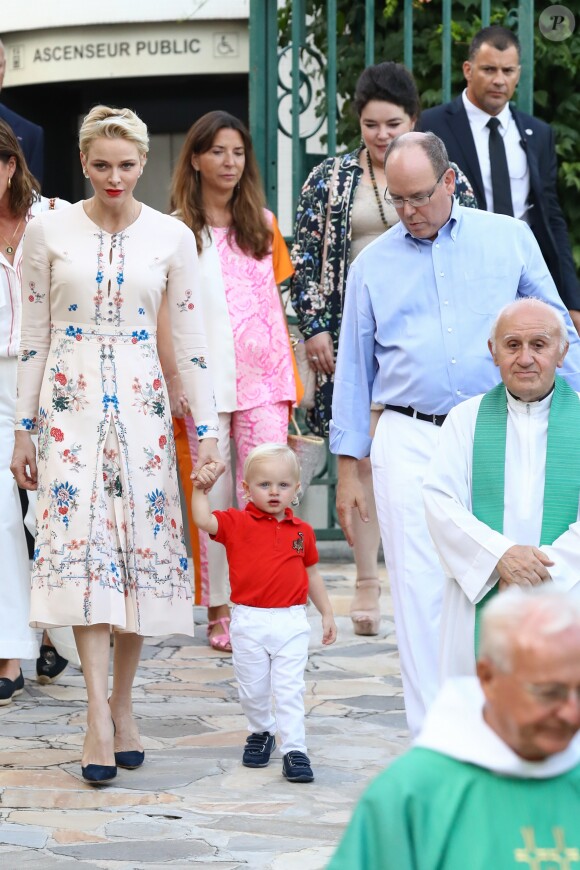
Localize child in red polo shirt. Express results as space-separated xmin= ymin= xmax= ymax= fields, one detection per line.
xmin=191 ymin=442 xmax=337 ymax=783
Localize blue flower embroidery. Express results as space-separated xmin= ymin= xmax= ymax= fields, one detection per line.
xmin=146 ymin=488 xmax=166 ymax=538
xmin=33 ymin=548 xmax=40 ymax=561
xmin=138 ymin=308 xmax=145 ymax=315
xmin=103 ymin=393 xmax=120 ymax=412
xmin=68 ymin=304 xmax=78 ymax=311
xmin=65 ymin=325 xmax=83 ymax=338
xmin=179 ymin=557 xmax=188 ymax=571
xmin=21 ymin=349 xmax=37 ymax=362
xmin=51 ymin=480 xmax=78 ymax=529
xmin=190 ymin=356 xmax=207 ymax=369
xmin=20 ymin=418 xmax=36 ymax=431
xmin=196 ymin=424 xmax=209 ymax=437
xmin=131 ymin=330 xmax=150 ymax=342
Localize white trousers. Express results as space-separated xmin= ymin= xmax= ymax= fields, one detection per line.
xmin=230 ymin=605 xmax=311 ymax=755
xmin=371 ymin=410 xmax=445 ymax=736
xmin=0 ymin=356 xmax=38 ymax=659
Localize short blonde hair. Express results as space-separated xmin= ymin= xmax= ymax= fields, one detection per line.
xmin=243 ymin=443 xmax=301 ymax=482
xmin=79 ymin=105 xmax=149 ymax=158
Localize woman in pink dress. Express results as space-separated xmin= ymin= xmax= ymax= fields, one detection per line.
xmin=170 ymin=111 xmax=296 ymax=652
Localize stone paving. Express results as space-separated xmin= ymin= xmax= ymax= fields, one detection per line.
xmin=0 ymin=559 xmax=409 ymax=869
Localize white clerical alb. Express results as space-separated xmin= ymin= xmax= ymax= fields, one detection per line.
xmin=423 ymin=387 xmax=580 ymax=680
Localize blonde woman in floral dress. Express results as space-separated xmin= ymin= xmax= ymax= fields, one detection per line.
xmin=11 ymin=106 xmax=222 ymax=784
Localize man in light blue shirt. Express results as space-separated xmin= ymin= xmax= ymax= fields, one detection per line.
xmin=330 ymin=131 xmax=580 ymax=735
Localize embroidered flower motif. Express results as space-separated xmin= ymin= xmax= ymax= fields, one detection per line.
xmin=196 ymin=424 xmax=209 ymax=437
xmin=159 ymin=435 xmax=167 ymax=449
xmin=102 ymin=448 xmax=122 ymax=497
xmin=59 ymin=443 xmax=85 ymax=472
xmin=138 ymin=307 xmax=145 ymax=315
xmin=68 ymin=304 xmax=78 ymax=311
xmin=20 ymin=417 xmax=36 ymax=431
xmin=103 ymin=393 xmax=120 ymax=413
xmin=139 ymin=447 xmax=163 ymax=478
xmin=146 ymin=488 xmax=166 ymax=538
xmin=190 ymin=356 xmax=207 ymax=369
xmin=65 ymin=325 xmax=83 ymax=340
xmin=179 ymin=557 xmax=188 ymax=571
xmin=20 ymin=349 xmax=37 ymax=362
xmin=50 ymin=427 xmax=64 ymax=442
xmin=93 ymin=229 xmax=128 ymax=326
xmin=132 ymin=375 xmax=165 ymax=418
xmin=176 ymin=289 xmax=194 ymax=313
xmin=27 ymin=282 xmax=45 ymax=304
xmin=51 ymin=366 xmax=88 ymax=412
xmin=50 ymin=480 xmax=79 ymax=529
xmin=131 ymin=330 xmax=150 ymax=343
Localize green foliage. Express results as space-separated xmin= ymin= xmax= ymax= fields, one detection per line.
xmin=278 ymin=0 xmax=580 ymax=272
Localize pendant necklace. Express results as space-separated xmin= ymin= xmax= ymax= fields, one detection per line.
xmin=366 ymin=149 xmax=389 ymax=229
xmin=0 ymin=217 xmax=23 ymax=254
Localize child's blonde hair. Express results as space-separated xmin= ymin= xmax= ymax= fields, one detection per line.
xmin=243 ymin=443 xmax=301 ymax=482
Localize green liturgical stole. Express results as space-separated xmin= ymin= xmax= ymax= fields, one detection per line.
xmin=472 ymin=375 xmax=580 ymax=654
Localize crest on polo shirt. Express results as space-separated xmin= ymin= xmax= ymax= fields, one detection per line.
xmin=292 ymin=532 xmax=304 ymax=553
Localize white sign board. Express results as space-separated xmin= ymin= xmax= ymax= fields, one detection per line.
xmin=4 ymin=21 xmax=249 ymax=87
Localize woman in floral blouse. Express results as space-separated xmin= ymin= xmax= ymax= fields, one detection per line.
xmin=290 ymin=63 xmax=476 ymax=637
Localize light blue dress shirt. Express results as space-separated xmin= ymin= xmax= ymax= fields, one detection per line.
xmin=330 ymin=198 xmax=580 ymax=459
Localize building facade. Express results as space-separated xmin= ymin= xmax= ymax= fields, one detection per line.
xmin=1 ymin=1 xmax=250 ymax=206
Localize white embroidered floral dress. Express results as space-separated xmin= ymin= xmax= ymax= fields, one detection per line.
xmin=16 ymin=201 xmax=218 ymax=635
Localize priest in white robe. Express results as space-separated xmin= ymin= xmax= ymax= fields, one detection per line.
xmin=423 ymin=298 xmax=580 ymax=679
xmin=328 ymin=588 xmax=580 ymax=870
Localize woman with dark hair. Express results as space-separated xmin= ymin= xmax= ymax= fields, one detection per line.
xmin=170 ymin=110 xmax=297 ymax=652
xmin=291 ymin=62 xmax=476 ymax=637
xmin=0 ymin=119 xmax=71 ymax=706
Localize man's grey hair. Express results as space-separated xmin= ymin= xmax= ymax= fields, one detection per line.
xmin=479 ymin=587 xmax=580 ymax=672
xmin=489 ymin=297 xmax=568 ymax=353
xmin=384 ymin=131 xmax=450 ymax=178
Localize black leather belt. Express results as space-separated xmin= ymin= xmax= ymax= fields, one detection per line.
xmin=384 ymin=404 xmax=447 ymax=426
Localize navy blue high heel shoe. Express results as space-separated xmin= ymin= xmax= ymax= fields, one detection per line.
xmin=114 ymin=748 xmax=145 ymax=769
xmin=81 ymin=763 xmax=117 ymax=785
xmin=108 ymin=699 xmax=145 ymax=769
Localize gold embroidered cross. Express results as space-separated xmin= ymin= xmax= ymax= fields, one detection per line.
xmin=514 ymin=827 xmax=580 ymax=868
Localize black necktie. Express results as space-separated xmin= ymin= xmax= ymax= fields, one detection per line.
xmin=487 ymin=117 xmax=514 ymax=216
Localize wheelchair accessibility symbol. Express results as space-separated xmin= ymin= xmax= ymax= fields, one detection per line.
xmin=213 ymin=33 xmax=239 ymax=57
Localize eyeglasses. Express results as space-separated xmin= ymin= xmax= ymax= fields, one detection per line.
xmin=384 ymin=168 xmax=448 ymax=209
xmin=523 ymin=681 xmax=580 ymax=707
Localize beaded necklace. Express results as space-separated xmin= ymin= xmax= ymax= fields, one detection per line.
xmin=365 ymin=148 xmax=389 ymax=229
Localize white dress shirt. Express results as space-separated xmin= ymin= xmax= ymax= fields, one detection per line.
xmin=0 ymin=197 xmax=68 ymax=358
xmin=462 ymin=90 xmax=530 ymax=220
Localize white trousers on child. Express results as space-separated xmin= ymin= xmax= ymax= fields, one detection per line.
xmin=230 ymin=604 xmax=311 ymax=755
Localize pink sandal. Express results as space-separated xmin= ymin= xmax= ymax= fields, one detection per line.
xmin=207 ymin=616 xmax=232 ymax=653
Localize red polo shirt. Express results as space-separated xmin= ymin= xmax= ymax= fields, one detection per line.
xmin=211 ymin=502 xmax=319 ymax=607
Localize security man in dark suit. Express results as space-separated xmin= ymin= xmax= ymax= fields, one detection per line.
xmin=418 ymin=26 xmax=580 ymax=331
xmin=0 ymin=38 xmax=44 ymax=184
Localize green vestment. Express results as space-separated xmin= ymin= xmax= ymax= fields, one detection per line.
xmin=328 ymin=747 xmax=580 ymax=869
